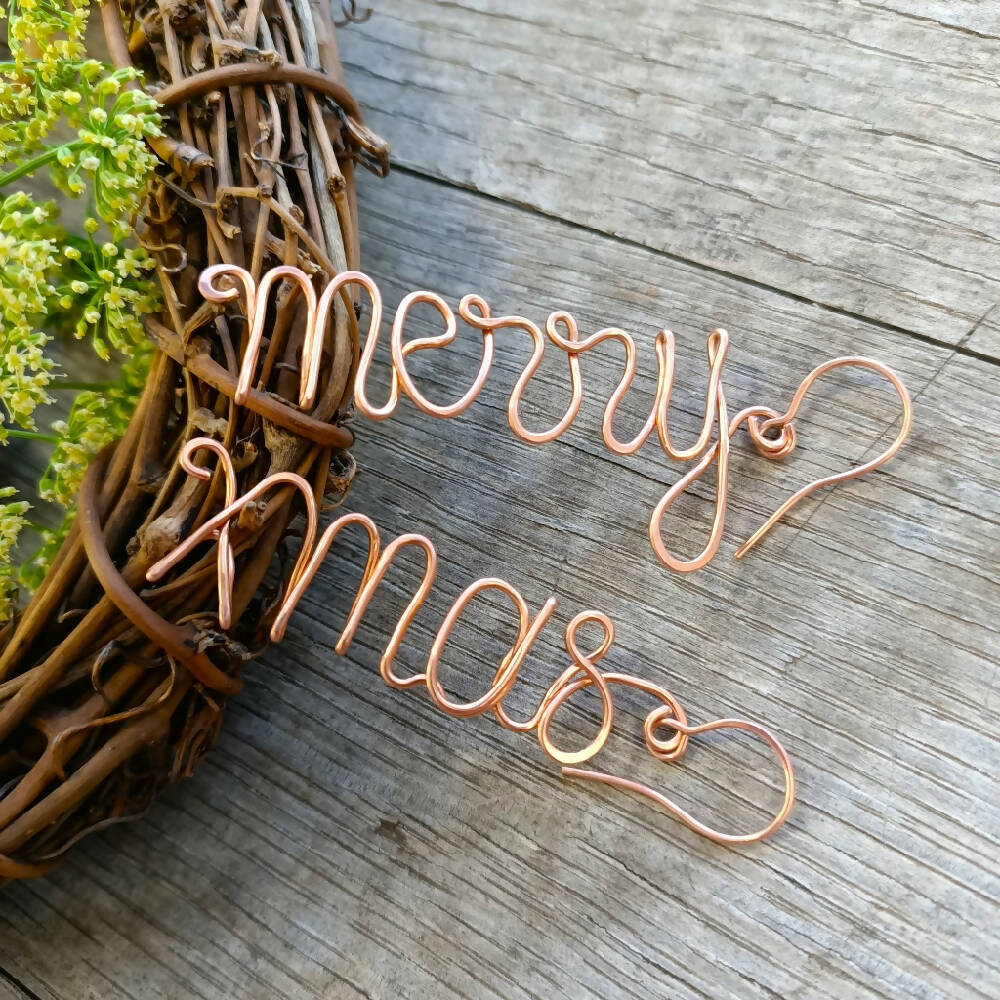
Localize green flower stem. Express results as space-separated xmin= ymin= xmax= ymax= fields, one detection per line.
xmin=0 ymin=143 xmax=78 ymax=187
xmin=4 ymin=429 xmax=60 ymax=444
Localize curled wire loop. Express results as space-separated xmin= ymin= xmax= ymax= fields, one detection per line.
xmin=650 ymin=358 xmax=913 ymax=568
xmin=145 ymin=436 xmax=240 ymax=628
xmin=148 ymin=438 xmax=796 ymax=844
xmin=198 ymin=264 xmax=320 ymax=410
xmin=198 ymin=265 xmax=912 ymax=571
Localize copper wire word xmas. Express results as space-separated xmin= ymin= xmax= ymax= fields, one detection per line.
xmin=148 ymin=438 xmax=795 ymax=846
xmin=197 ymin=263 xmax=913 ymax=573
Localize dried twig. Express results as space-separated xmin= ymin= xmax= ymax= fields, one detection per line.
xmin=0 ymin=0 xmax=386 ymax=882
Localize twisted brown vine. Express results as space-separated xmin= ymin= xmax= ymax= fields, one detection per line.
xmin=0 ymin=0 xmax=386 ymax=881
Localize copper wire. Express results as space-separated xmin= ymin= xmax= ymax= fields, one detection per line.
xmin=197 ymin=264 xmax=913 ymax=570
xmin=148 ymin=438 xmax=796 ymax=845
xmin=153 ymin=265 xmax=916 ymax=844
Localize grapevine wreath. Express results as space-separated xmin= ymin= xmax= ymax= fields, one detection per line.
xmin=0 ymin=0 xmax=387 ymax=880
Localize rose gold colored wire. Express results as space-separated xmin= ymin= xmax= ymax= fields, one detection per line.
xmin=147 ymin=436 xmax=240 ymax=627
xmin=146 ymin=438 xmax=320 ymax=613
xmin=732 ymin=356 xmax=913 ymax=559
xmin=196 ymin=266 xmax=912 ymax=571
xmin=317 ymin=267 xmax=906 ymax=568
xmin=391 ymin=291 xmax=497 ymax=419
xmin=563 ymin=712 xmax=796 ymax=846
xmin=199 ymin=264 xmax=320 ymax=410
xmin=340 ymin=532 xmax=439 ymax=691
xmin=148 ymin=437 xmax=798 ymax=844
xmin=159 ymin=266 xmax=915 ymax=845
xmin=425 ymin=578 xmax=553 ymax=718
xmin=649 ymin=356 xmax=912 ymax=568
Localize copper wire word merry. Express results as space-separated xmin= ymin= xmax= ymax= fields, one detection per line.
xmin=198 ymin=263 xmax=913 ymax=572
xmin=148 ymin=437 xmax=795 ymax=845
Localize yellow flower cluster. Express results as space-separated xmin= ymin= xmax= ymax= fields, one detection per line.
xmin=52 ymin=77 xmax=162 ymax=236
xmin=0 ymin=193 xmax=60 ymax=439
xmin=0 ymin=0 xmax=163 ymax=620
xmin=17 ymin=345 xmax=152 ymax=595
xmin=59 ymin=219 xmax=159 ymax=360
xmin=1 ymin=67 xmax=162 ymax=238
xmin=0 ymin=0 xmax=91 ymax=154
xmin=0 ymin=488 xmax=30 ymax=624
xmin=2 ymin=0 xmax=90 ymax=79
xmin=39 ymin=342 xmax=152 ymax=508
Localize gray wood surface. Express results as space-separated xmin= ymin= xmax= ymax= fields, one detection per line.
xmin=1 ymin=2 xmax=998 ymax=999
xmin=0 ymin=971 xmax=37 ymax=1000
xmin=338 ymin=0 xmax=1000 ymax=357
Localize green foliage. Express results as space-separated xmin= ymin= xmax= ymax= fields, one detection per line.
xmin=40 ymin=341 xmax=153 ymax=507
xmin=0 ymin=0 xmax=162 ymax=622
xmin=0 ymin=487 xmax=30 ymax=623
xmin=0 ymin=193 xmax=61 ymax=438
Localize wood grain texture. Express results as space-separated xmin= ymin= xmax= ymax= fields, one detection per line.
xmin=336 ymin=0 xmax=1000 ymax=356
xmin=1 ymin=167 xmax=997 ymax=1000
xmin=0 ymin=971 xmax=42 ymax=1000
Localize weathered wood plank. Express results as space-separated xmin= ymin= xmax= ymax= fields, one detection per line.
xmin=0 ymin=971 xmax=44 ymax=1000
xmin=337 ymin=0 xmax=1000 ymax=355
xmin=0 ymin=170 xmax=996 ymax=999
